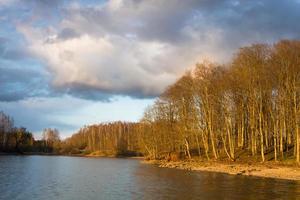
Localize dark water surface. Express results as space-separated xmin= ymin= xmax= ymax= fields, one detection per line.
xmin=0 ymin=156 xmax=299 ymax=200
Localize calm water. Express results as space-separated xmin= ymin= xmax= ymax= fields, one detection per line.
xmin=0 ymin=156 xmax=299 ymax=200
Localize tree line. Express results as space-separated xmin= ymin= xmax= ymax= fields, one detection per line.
xmin=61 ymin=122 xmax=142 ymax=156
xmin=0 ymin=110 xmax=140 ymax=156
xmin=0 ymin=111 xmax=61 ymax=154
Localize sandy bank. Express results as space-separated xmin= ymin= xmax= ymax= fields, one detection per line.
xmin=144 ymin=160 xmax=300 ymax=181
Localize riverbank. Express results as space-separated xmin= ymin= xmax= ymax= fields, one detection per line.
xmin=144 ymin=159 xmax=300 ymax=181
xmin=0 ymin=151 xmax=143 ymax=159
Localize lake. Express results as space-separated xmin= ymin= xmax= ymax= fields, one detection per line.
xmin=0 ymin=156 xmax=299 ymax=200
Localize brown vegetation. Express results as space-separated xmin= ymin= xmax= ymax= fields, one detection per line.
xmin=61 ymin=122 xmax=143 ymax=157
xmin=139 ymin=40 xmax=300 ymax=164
xmin=0 ymin=111 xmax=34 ymax=153
xmin=0 ymin=111 xmax=62 ymax=153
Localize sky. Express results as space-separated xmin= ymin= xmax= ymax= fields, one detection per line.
xmin=1 ymin=0 xmax=300 ymax=138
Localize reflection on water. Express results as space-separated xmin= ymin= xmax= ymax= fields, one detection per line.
xmin=0 ymin=156 xmax=299 ymax=200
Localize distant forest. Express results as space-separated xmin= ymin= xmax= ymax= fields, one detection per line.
xmin=1 ymin=40 xmax=299 ymax=163
xmin=0 ymin=111 xmax=60 ymax=153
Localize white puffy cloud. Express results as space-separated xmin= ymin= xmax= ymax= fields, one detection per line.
xmin=19 ymin=28 xmax=182 ymax=97
xmin=13 ymin=0 xmax=300 ymax=100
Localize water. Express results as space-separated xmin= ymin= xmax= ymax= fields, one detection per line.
xmin=0 ymin=156 xmax=299 ymax=200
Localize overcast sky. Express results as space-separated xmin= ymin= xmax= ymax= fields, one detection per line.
xmin=1 ymin=0 xmax=300 ymax=138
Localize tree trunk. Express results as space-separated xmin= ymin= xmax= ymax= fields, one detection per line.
xmin=184 ymin=138 xmax=192 ymax=159
xmin=293 ymin=80 xmax=299 ymax=163
xmin=259 ymin=98 xmax=265 ymax=162
xmin=201 ymin=130 xmax=210 ymax=160
xmin=195 ymin=134 xmax=201 ymax=157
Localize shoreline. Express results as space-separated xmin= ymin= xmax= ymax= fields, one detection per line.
xmin=143 ymin=159 xmax=300 ymax=181
xmin=0 ymin=152 xmax=143 ymax=159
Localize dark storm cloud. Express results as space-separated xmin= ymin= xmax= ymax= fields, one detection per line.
xmin=53 ymin=83 xmax=113 ymax=102
xmin=0 ymin=66 xmax=50 ymax=101
xmin=60 ymin=0 xmax=300 ymax=44
xmin=52 ymin=81 xmax=156 ymax=102
xmin=193 ymin=0 xmax=300 ymax=47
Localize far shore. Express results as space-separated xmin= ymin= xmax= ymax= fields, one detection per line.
xmin=143 ymin=159 xmax=300 ymax=181
xmin=0 ymin=151 xmax=143 ymax=159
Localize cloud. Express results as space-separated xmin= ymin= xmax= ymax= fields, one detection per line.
xmin=18 ymin=27 xmax=183 ymax=98
xmin=0 ymin=65 xmax=51 ymax=101
xmin=4 ymin=0 xmax=300 ymax=101
xmin=2 ymin=0 xmax=300 ymax=136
